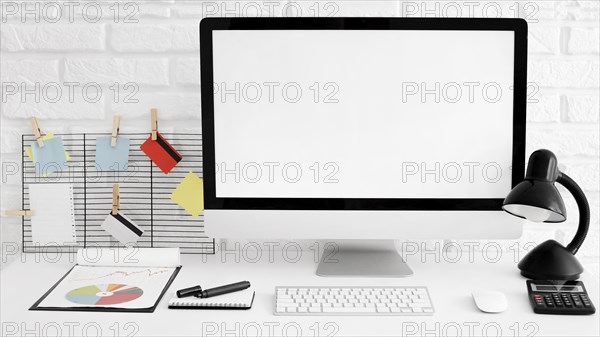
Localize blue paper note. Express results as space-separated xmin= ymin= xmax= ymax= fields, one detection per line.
xmin=95 ymin=136 xmax=130 ymax=171
xmin=31 ymin=137 xmax=68 ymax=176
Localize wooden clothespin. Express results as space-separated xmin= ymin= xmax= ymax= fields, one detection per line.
xmin=4 ymin=210 xmax=34 ymax=216
xmin=111 ymin=114 xmax=121 ymax=147
xmin=112 ymin=184 xmax=120 ymax=215
xmin=151 ymin=108 xmax=158 ymax=141
xmin=30 ymin=117 xmax=44 ymax=148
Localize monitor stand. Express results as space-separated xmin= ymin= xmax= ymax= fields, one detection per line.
xmin=316 ymin=240 xmax=413 ymax=277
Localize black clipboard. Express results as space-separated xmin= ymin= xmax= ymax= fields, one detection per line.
xmin=30 ymin=265 xmax=181 ymax=313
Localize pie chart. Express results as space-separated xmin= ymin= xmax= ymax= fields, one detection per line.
xmin=66 ymin=284 xmax=143 ymax=305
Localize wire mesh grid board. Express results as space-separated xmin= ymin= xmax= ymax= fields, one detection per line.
xmin=21 ymin=133 xmax=215 ymax=254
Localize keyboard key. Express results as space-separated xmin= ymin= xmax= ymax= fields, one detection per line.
xmin=323 ymin=306 xmax=376 ymax=313
xmin=412 ymin=298 xmax=430 ymax=303
xmin=410 ymin=302 xmax=432 ymax=308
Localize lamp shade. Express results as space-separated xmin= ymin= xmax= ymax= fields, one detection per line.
xmin=503 ymin=180 xmax=566 ymax=222
xmin=502 ymin=149 xmax=566 ymax=223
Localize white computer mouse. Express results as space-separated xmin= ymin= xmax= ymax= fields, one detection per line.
xmin=472 ymin=291 xmax=507 ymax=313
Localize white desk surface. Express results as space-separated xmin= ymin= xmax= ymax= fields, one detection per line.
xmin=1 ymin=251 xmax=598 ymax=337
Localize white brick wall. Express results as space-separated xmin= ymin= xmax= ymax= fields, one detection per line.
xmin=64 ymin=58 xmax=171 ymax=85
xmin=1 ymin=1 xmax=599 ymax=275
xmin=1 ymin=24 xmax=106 ymax=51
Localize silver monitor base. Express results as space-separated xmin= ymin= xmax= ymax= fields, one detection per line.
xmin=316 ymin=240 xmax=413 ymax=277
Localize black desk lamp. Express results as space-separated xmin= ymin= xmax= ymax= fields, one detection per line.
xmin=502 ymin=149 xmax=590 ymax=280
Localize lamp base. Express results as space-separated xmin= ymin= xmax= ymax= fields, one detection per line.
xmin=518 ymin=240 xmax=583 ymax=280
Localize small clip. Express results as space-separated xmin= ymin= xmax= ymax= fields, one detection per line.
xmin=112 ymin=184 xmax=120 ymax=215
xmin=4 ymin=210 xmax=34 ymax=216
xmin=30 ymin=117 xmax=44 ymax=148
xmin=111 ymin=114 xmax=121 ymax=148
xmin=151 ymin=108 xmax=158 ymax=141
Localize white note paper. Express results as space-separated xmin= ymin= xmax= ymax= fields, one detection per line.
xmin=29 ymin=183 xmax=77 ymax=246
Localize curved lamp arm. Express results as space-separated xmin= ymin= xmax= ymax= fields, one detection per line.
xmin=557 ymin=172 xmax=590 ymax=255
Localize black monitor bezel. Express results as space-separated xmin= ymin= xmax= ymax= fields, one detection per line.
xmin=200 ymin=18 xmax=527 ymax=211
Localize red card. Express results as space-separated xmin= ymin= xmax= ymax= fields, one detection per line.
xmin=140 ymin=132 xmax=182 ymax=174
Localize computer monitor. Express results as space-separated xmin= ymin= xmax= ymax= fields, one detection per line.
xmin=200 ymin=18 xmax=528 ymax=277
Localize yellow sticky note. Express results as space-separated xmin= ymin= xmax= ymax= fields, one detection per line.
xmin=25 ymin=133 xmax=71 ymax=161
xmin=170 ymin=171 xmax=204 ymax=217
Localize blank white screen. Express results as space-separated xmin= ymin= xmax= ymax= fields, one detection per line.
xmin=212 ymin=30 xmax=514 ymax=198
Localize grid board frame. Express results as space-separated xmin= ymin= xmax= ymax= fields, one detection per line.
xmin=21 ymin=132 xmax=215 ymax=254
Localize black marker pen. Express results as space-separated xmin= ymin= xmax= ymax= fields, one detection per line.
xmin=194 ymin=281 xmax=251 ymax=298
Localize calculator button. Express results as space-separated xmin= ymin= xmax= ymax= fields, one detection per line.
xmin=551 ymin=294 xmax=562 ymax=306
xmin=533 ymin=296 xmax=543 ymax=304
xmin=571 ymin=295 xmax=584 ymax=307
xmin=579 ymin=295 xmax=592 ymax=307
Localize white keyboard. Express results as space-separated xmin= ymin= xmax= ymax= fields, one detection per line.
xmin=274 ymin=286 xmax=434 ymax=315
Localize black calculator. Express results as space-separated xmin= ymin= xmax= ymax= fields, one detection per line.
xmin=527 ymin=280 xmax=596 ymax=315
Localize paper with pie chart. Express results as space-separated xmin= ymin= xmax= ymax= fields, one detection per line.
xmin=37 ymin=265 xmax=176 ymax=309
xmin=34 ymin=248 xmax=180 ymax=310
